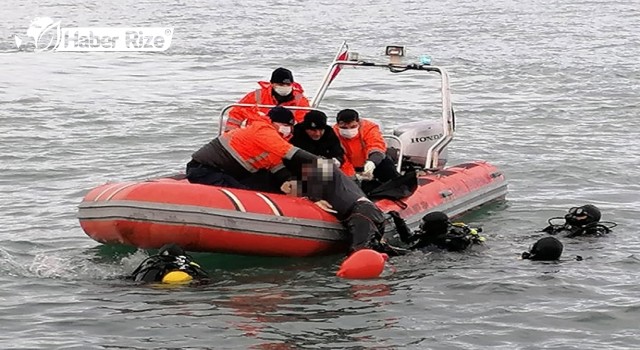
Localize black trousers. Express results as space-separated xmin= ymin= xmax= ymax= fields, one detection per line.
xmin=186 ymin=160 xmax=247 ymax=189
xmin=343 ymin=200 xmax=386 ymax=252
xmin=238 ymin=170 xmax=282 ymax=193
xmin=186 ymin=160 xmax=281 ymax=193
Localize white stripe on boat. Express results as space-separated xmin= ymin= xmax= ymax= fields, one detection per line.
xmin=94 ymin=182 xmax=130 ymax=201
xmin=255 ymin=193 xmax=281 ymax=216
xmin=78 ymin=200 xmax=344 ymax=242
xmin=219 ymin=188 xmax=246 ymax=212
xmin=105 ymin=182 xmax=140 ymax=201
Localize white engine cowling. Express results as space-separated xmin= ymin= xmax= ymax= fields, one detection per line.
xmin=392 ymin=120 xmax=448 ymax=168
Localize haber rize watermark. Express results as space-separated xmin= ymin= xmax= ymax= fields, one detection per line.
xmin=15 ymin=17 xmax=173 ymax=52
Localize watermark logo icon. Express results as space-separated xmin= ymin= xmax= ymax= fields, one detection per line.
xmin=15 ymin=17 xmax=173 ymax=52
xmin=19 ymin=17 xmax=61 ymax=52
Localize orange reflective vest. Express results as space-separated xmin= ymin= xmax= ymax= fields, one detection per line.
xmin=334 ymin=119 xmax=387 ymax=177
xmin=220 ymin=120 xmax=299 ymax=173
xmin=226 ymin=81 xmax=309 ymax=131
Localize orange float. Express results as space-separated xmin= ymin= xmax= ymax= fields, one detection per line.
xmin=336 ymin=249 xmax=389 ymax=279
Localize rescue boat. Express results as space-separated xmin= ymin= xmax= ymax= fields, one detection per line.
xmin=78 ymin=42 xmax=508 ymax=257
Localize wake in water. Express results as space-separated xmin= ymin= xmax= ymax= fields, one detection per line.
xmin=0 ymin=244 xmax=149 ymax=281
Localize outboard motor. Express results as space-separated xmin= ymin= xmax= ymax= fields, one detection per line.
xmin=392 ymin=120 xmax=448 ymax=169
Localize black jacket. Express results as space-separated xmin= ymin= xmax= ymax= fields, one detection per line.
xmin=302 ymin=165 xmax=368 ymax=218
xmin=289 ymin=125 xmax=344 ymax=164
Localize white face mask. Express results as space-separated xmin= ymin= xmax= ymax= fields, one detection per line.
xmin=278 ymin=125 xmax=292 ymax=137
xmin=273 ymin=85 xmax=293 ymax=96
xmin=339 ymin=127 xmax=359 ymax=139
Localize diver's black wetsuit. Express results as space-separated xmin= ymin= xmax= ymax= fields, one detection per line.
xmin=542 ymin=223 xmax=611 ymax=238
xmin=129 ymin=251 xmax=209 ymax=283
xmin=389 ymin=211 xmax=484 ymax=252
xmin=542 ymin=204 xmax=615 ymax=238
xmin=521 ymin=236 xmax=564 ymax=261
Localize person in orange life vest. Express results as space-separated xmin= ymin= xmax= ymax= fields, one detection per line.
xmin=187 ymin=106 xmax=317 ymax=193
xmin=333 ymin=109 xmax=400 ymax=184
xmin=225 ymin=68 xmax=310 ymax=132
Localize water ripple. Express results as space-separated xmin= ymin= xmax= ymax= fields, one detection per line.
xmin=2 ymin=0 xmax=640 ymax=348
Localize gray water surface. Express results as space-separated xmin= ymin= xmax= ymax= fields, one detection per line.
xmin=1 ymin=0 xmax=640 ymax=349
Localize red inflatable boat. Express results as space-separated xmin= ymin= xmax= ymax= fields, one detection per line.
xmin=78 ymin=43 xmax=508 ymax=257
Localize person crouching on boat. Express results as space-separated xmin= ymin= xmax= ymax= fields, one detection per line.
xmin=225 ymin=67 xmax=310 ymax=132
xmin=389 ymin=211 xmax=486 ymax=252
xmin=187 ymin=106 xmax=317 ymax=193
xmin=542 ymin=204 xmax=616 ymax=238
xmin=333 ymin=109 xmax=400 ymax=190
xmin=301 ymin=158 xmax=402 ymax=256
xmin=129 ymin=244 xmax=209 ymax=284
xmin=289 ymin=110 xmax=345 ymax=169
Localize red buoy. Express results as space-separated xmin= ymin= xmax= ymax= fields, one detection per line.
xmin=336 ymin=249 xmax=388 ymax=279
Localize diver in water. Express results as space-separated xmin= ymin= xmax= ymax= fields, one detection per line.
xmin=129 ymin=244 xmax=209 ymax=284
xmin=299 ymin=160 xmax=482 ymax=256
xmin=389 ymin=211 xmax=485 ymax=252
xmin=521 ymin=236 xmax=563 ymax=261
xmin=542 ymin=204 xmax=616 ymax=238
xmin=521 ymin=236 xmax=584 ymax=262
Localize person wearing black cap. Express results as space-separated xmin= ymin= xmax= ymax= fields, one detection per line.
xmin=333 ymin=109 xmax=400 ymax=189
xmin=226 ymin=67 xmax=310 ymax=132
xmin=187 ymin=106 xmax=318 ymax=193
xmin=542 ymin=204 xmax=616 ymax=237
xmin=289 ymin=110 xmax=345 ymax=168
